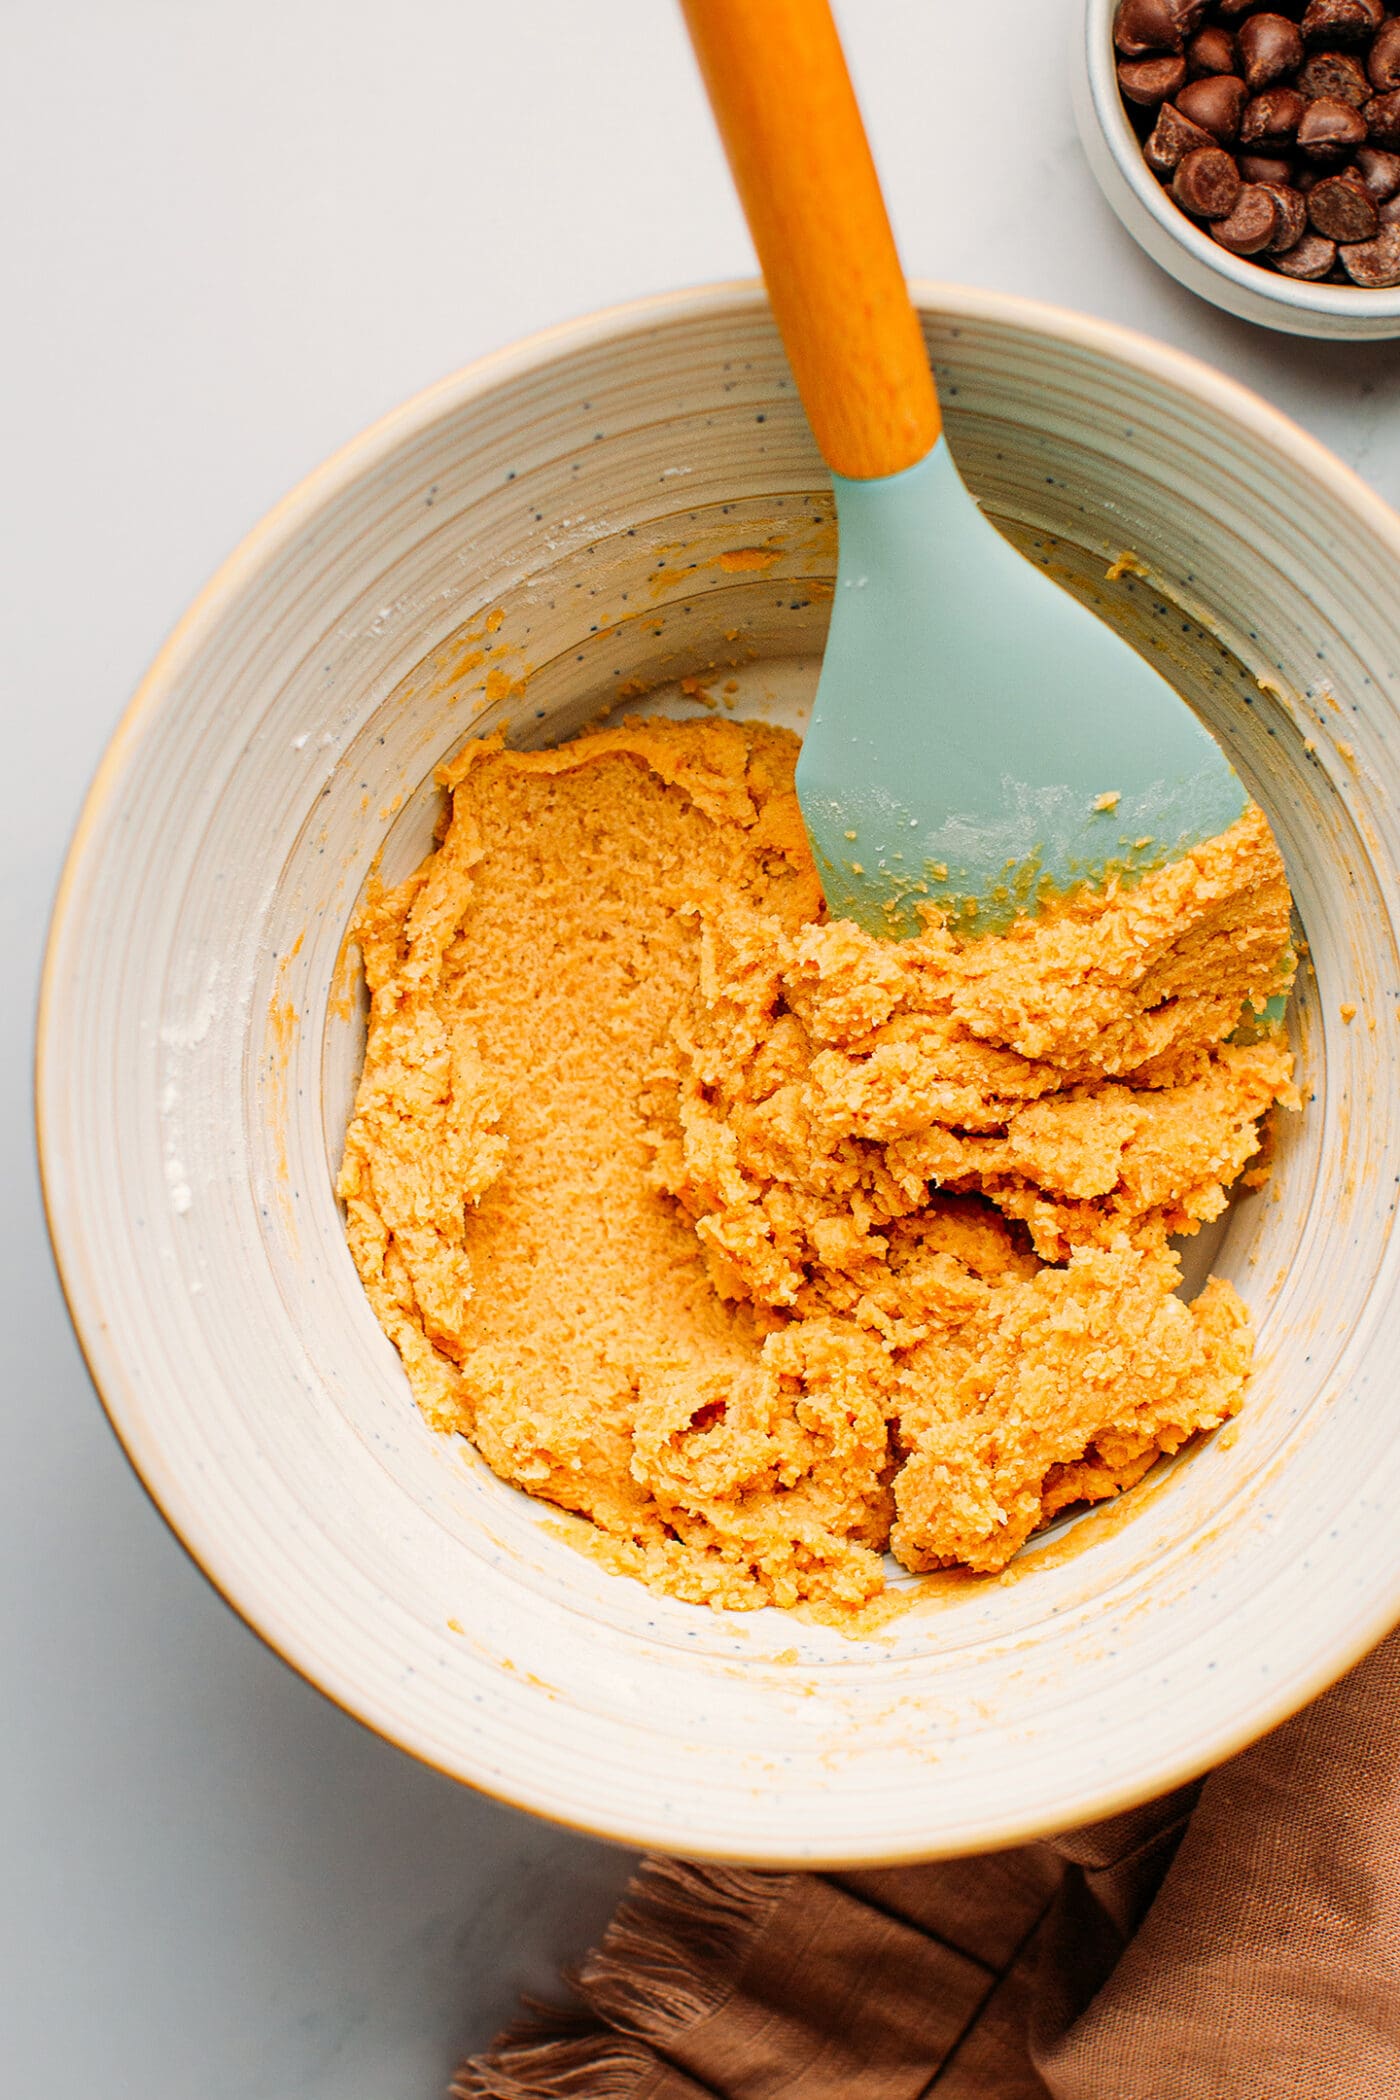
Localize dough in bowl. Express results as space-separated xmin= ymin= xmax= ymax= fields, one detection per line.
xmin=339 ymin=717 xmax=1298 ymax=1614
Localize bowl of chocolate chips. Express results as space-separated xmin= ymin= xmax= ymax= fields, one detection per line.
xmin=1076 ymin=0 xmax=1400 ymax=334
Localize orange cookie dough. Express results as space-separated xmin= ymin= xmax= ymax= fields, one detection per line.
xmin=339 ymin=718 xmax=1298 ymax=1613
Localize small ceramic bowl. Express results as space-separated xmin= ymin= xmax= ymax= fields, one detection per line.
xmin=39 ymin=283 xmax=1400 ymax=1864
xmin=1075 ymin=0 xmax=1400 ymax=339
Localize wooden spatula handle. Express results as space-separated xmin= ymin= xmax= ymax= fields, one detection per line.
xmin=680 ymin=0 xmax=942 ymax=481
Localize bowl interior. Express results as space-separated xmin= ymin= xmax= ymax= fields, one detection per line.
xmin=41 ymin=286 xmax=1400 ymax=1861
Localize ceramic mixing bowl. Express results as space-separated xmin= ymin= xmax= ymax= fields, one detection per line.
xmin=39 ymin=284 xmax=1400 ymax=1863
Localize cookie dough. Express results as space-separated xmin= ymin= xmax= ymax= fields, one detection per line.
xmin=339 ymin=718 xmax=1297 ymax=1613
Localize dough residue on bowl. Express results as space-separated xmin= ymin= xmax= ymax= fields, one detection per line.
xmin=338 ymin=718 xmax=1298 ymax=1613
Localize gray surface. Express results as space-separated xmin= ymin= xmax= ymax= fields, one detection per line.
xmin=5 ymin=3 xmax=1398 ymax=2095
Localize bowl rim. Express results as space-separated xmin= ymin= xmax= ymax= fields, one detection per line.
xmin=37 ymin=277 xmax=1400 ymax=1859
xmin=1081 ymin=0 xmax=1400 ymax=323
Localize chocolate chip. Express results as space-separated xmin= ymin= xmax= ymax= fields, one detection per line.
xmin=1302 ymin=0 xmax=1384 ymax=43
xmin=1173 ymin=143 xmax=1245 ymax=215
xmin=1145 ymin=100 xmax=1218 ymax=173
xmin=1114 ymin=0 xmax=1188 ymax=55
xmin=1272 ymin=229 xmax=1340 ymax=273
xmin=1308 ymin=169 xmax=1381 ymax=237
xmin=1211 ymin=182 xmax=1285 ymax=249
xmin=1297 ymin=95 xmax=1369 ymax=159
xmin=1339 ymin=220 xmax=1400 ymax=280
xmin=1355 ymin=145 xmax=1400 ymax=198
xmin=1369 ymin=19 xmax=1400 ymax=93
xmin=1364 ymin=91 xmax=1400 ymax=147
xmin=1241 ymin=85 xmax=1307 ymax=146
xmin=1188 ymin=25 xmax=1238 ymax=74
xmin=1238 ymin=13 xmax=1305 ymax=89
xmin=1119 ymin=54 xmax=1190 ymax=104
xmin=1177 ymin=73 xmax=1248 ymax=140
xmin=1297 ymin=48 xmax=1373 ymax=105
xmin=1240 ymin=151 xmax=1297 ymax=182
xmin=1259 ymin=179 xmax=1310 ymax=246
xmin=1116 ymin=0 xmax=1400 ymax=291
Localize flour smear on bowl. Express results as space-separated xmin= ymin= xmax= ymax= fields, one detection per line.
xmin=338 ymin=712 xmax=1299 ymax=1616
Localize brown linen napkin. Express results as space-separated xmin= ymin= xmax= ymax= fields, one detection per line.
xmin=454 ymin=1626 xmax=1400 ymax=2100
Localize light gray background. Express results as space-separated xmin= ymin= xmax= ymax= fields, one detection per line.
xmin=6 ymin=4 xmax=1398 ymax=2095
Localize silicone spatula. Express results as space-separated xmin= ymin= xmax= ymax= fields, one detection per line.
xmin=680 ymin=0 xmax=1245 ymax=938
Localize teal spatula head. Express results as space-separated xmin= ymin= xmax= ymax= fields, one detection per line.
xmin=799 ymin=441 xmax=1247 ymax=938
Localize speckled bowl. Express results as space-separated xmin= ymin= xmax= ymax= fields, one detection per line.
xmin=1075 ymin=0 xmax=1400 ymax=339
xmin=38 ymin=283 xmax=1400 ymax=1863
